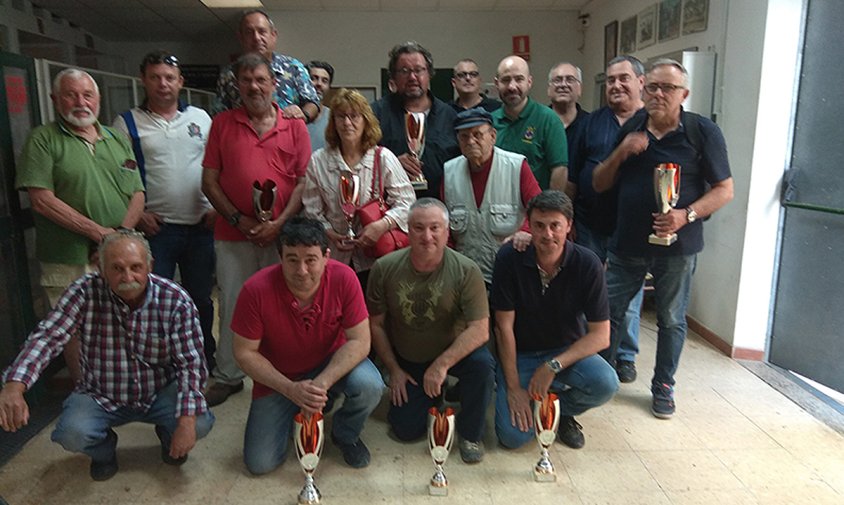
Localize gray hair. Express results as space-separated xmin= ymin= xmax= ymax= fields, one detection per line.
xmin=548 ymin=62 xmax=582 ymax=83
xmin=410 ymin=197 xmax=449 ymax=225
xmin=388 ymin=41 xmax=435 ymax=77
xmin=648 ymin=58 xmax=689 ymax=87
xmin=52 ymin=68 xmax=99 ymax=96
xmin=607 ymin=55 xmax=645 ymax=77
xmin=233 ymin=52 xmax=273 ymax=80
xmin=98 ymin=229 xmax=152 ymax=272
xmin=239 ymin=8 xmax=275 ymax=32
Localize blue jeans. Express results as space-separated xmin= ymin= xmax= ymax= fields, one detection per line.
xmin=149 ymin=223 xmax=216 ymax=369
xmin=243 ymin=358 xmax=384 ymax=475
xmin=388 ymin=346 xmax=494 ymax=443
xmin=51 ymin=381 xmax=215 ymax=463
xmin=495 ymin=350 xmax=618 ymax=449
xmin=603 ymin=252 xmax=697 ymax=392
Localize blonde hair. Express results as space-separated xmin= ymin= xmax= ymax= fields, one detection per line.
xmin=325 ymin=88 xmax=382 ymax=152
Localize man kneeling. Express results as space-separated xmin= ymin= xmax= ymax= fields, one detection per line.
xmin=232 ymin=217 xmax=383 ymax=474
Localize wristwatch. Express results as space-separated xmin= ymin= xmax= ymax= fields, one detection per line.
xmin=228 ymin=211 xmax=242 ymax=227
xmin=686 ymin=207 xmax=698 ymax=223
xmin=545 ymin=359 xmax=563 ymax=373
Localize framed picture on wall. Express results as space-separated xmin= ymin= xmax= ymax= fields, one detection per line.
xmin=604 ymin=20 xmax=618 ymax=67
xmin=682 ymin=0 xmax=710 ymax=35
xmin=638 ymin=5 xmax=657 ymax=49
xmin=659 ymin=0 xmax=682 ymax=42
xmin=620 ymin=15 xmax=638 ymax=54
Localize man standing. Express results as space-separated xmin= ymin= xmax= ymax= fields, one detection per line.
xmin=367 ymin=199 xmax=493 ymax=463
xmin=113 ymin=51 xmax=217 ymax=371
xmin=202 ymin=53 xmax=311 ymax=406
xmin=306 ymin=60 xmax=334 ymax=152
xmin=593 ymin=59 xmax=734 ymax=418
xmin=371 ymin=41 xmax=459 ymax=199
xmin=493 ymin=56 xmax=568 ymax=192
xmin=442 ymin=108 xmax=541 ymax=284
xmin=0 ymin=231 xmax=214 ymax=481
xmin=214 ymin=8 xmax=320 ymax=124
xmin=547 ymin=62 xmax=589 ymax=198
xmin=232 ymin=217 xmax=382 ymax=474
xmin=571 ymin=56 xmax=646 ymax=383
xmin=450 ymin=59 xmax=500 ymax=113
xmin=492 ymin=191 xmax=617 ymax=450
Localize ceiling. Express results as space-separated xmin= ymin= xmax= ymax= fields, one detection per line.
xmin=31 ymin=0 xmax=589 ymax=42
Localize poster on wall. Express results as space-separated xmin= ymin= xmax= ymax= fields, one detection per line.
xmin=682 ymin=0 xmax=709 ymax=34
xmin=637 ymin=5 xmax=657 ymax=49
xmin=604 ymin=21 xmax=618 ymax=67
xmin=659 ymin=0 xmax=682 ymax=42
xmin=620 ymin=15 xmax=637 ymax=54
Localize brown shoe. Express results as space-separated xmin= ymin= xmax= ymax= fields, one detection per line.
xmin=205 ymin=381 xmax=244 ymax=407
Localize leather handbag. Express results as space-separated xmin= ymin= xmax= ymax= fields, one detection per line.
xmin=356 ymin=147 xmax=409 ymax=258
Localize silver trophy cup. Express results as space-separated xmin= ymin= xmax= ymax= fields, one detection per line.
xmin=533 ymin=393 xmax=561 ymax=482
xmin=338 ymin=170 xmax=360 ymax=245
xmin=405 ymin=111 xmax=428 ymax=191
xmin=427 ymin=406 xmax=455 ymax=496
xmin=252 ymin=179 xmax=277 ymax=223
xmin=648 ymin=163 xmax=681 ymax=246
xmin=294 ymin=412 xmax=325 ymax=505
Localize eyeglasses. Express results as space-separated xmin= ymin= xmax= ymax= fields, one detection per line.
xmin=143 ymin=53 xmax=179 ymax=68
xmin=334 ymin=112 xmax=362 ymax=123
xmin=644 ymin=83 xmax=685 ymax=94
xmin=455 ymin=71 xmax=480 ymax=80
xmin=550 ymin=75 xmax=580 ymax=86
xmin=396 ymin=67 xmax=428 ymax=77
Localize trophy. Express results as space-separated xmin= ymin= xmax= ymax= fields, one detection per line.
xmin=533 ymin=393 xmax=561 ymax=482
xmin=252 ymin=179 xmax=277 ymax=223
xmin=648 ymin=163 xmax=681 ymax=246
xmin=338 ymin=170 xmax=360 ymax=244
xmin=405 ymin=111 xmax=428 ymax=191
xmin=427 ymin=406 xmax=455 ymax=496
xmin=293 ymin=412 xmax=325 ymax=505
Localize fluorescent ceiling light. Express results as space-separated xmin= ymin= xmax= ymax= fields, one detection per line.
xmin=200 ymin=0 xmax=264 ymax=7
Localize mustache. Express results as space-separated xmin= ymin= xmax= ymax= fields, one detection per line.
xmin=116 ymin=281 xmax=143 ymax=292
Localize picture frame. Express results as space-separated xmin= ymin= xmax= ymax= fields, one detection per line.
xmin=682 ymin=0 xmax=709 ymax=35
xmin=620 ymin=15 xmax=638 ymax=54
xmin=637 ymin=5 xmax=657 ymax=49
xmin=658 ymin=0 xmax=682 ymax=42
xmin=604 ymin=20 xmax=618 ymax=67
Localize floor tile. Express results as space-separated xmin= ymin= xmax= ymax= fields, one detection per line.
xmin=637 ymin=449 xmax=744 ymax=491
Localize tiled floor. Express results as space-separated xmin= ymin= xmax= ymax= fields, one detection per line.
xmin=2 ymin=312 xmax=844 ymax=504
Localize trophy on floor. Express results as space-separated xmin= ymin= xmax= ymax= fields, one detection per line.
xmin=338 ymin=170 xmax=360 ymax=245
xmin=405 ymin=111 xmax=428 ymax=191
xmin=427 ymin=406 xmax=455 ymax=496
xmin=294 ymin=412 xmax=325 ymax=505
xmin=648 ymin=163 xmax=681 ymax=246
xmin=252 ymin=179 xmax=277 ymax=223
xmin=533 ymin=393 xmax=561 ymax=482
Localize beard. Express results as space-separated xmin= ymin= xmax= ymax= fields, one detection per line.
xmin=61 ymin=107 xmax=98 ymax=128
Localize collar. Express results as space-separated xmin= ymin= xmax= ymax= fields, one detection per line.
xmin=140 ymin=100 xmax=187 ymax=114
xmin=520 ymin=239 xmax=575 ymax=271
xmin=234 ymin=102 xmax=286 ymax=131
xmin=503 ymin=97 xmax=535 ymax=122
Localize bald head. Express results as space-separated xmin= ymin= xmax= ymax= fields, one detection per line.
xmin=495 ymin=55 xmax=533 ymax=112
xmin=496 ymin=56 xmax=530 ymax=78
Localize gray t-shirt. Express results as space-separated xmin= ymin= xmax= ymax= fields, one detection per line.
xmin=306 ymin=105 xmax=330 ymax=153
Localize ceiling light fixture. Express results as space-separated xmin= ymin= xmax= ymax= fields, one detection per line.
xmin=200 ymin=0 xmax=264 ymax=8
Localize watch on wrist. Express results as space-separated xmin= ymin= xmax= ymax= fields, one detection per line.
xmin=545 ymin=359 xmax=563 ymax=373
xmin=228 ymin=211 xmax=242 ymax=227
xmin=686 ymin=207 xmax=698 ymax=223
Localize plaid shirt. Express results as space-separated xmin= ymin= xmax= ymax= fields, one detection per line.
xmin=213 ymin=52 xmax=319 ymax=114
xmin=2 ymin=273 xmax=208 ymax=417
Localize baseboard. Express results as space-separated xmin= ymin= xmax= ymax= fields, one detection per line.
xmin=686 ymin=316 xmax=765 ymax=361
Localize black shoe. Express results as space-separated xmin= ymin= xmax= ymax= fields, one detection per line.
xmin=205 ymin=380 xmax=244 ymax=407
xmin=90 ymin=431 xmax=119 ymax=481
xmin=331 ymin=435 xmax=371 ymax=468
xmin=155 ymin=425 xmax=188 ymax=466
xmin=616 ymin=360 xmax=637 ymax=383
xmin=557 ymin=416 xmax=585 ymax=449
xmin=651 ymin=383 xmax=676 ymax=419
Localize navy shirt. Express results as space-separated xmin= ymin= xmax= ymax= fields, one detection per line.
xmin=562 ymin=104 xmax=590 ymax=183
xmin=611 ymin=109 xmax=732 ymax=257
xmin=449 ymin=95 xmax=502 ymax=113
xmin=490 ymin=241 xmax=609 ymax=352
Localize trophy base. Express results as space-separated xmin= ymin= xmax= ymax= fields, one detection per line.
xmin=428 ymin=483 xmax=448 ymax=496
xmin=298 ymin=486 xmax=321 ymax=505
xmin=648 ymin=233 xmax=677 ymax=246
xmin=533 ymin=469 xmax=557 ymax=482
xmin=411 ymin=180 xmax=428 ymax=191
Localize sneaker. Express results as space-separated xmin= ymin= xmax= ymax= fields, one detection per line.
xmin=155 ymin=425 xmax=188 ymax=466
xmin=90 ymin=430 xmax=119 ymax=481
xmin=651 ymin=383 xmax=676 ymax=419
xmin=616 ymin=360 xmax=637 ymax=383
xmin=331 ymin=435 xmax=371 ymax=468
xmin=205 ymin=380 xmax=244 ymax=407
xmin=458 ymin=439 xmax=484 ymax=464
xmin=557 ymin=416 xmax=585 ymax=449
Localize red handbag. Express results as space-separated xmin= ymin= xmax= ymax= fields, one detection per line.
xmin=356 ymin=147 xmax=409 ymax=258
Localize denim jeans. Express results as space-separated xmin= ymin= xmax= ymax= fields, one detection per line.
xmin=51 ymin=381 xmax=215 ymax=463
xmin=603 ymin=252 xmax=697 ymax=392
xmin=149 ymin=223 xmax=216 ymax=369
xmin=388 ymin=346 xmax=494 ymax=443
xmin=243 ymin=358 xmax=384 ymax=475
xmin=495 ymin=350 xmax=618 ymax=449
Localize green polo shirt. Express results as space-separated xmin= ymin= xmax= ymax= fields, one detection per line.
xmin=492 ymin=98 xmax=568 ymax=189
xmin=16 ymin=120 xmax=143 ymax=265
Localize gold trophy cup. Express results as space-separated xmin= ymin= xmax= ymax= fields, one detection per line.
xmin=533 ymin=393 xmax=561 ymax=482
xmin=338 ymin=170 xmax=360 ymax=245
xmin=427 ymin=406 xmax=456 ymax=496
xmin=648 ymin=163 xmax=681 ymax=246
xmin=252 ymin=179 xmax=277 ymax=223
xmin=405 ymin=111 xmax=428 ymax=191
xmin=293 ymin=412 xmax=325 ymax=505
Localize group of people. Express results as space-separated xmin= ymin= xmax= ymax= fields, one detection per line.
xmin=0 ymin=7 xmax=733 ymax=484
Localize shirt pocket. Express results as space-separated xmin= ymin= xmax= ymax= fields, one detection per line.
xmin=488 ymin=203 xmax=521 ymax=236
xmin=449 ymin=205 xmax=469 ymax=234
xmin=268 ymin=134 xmax=301 ymax=180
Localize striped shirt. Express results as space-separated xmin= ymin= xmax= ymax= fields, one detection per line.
xmin=2 ymin=273 xmax=208 ymax=417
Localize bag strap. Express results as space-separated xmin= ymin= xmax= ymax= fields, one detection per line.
xmin=120 ymin=110 xmax=147 ymax=186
